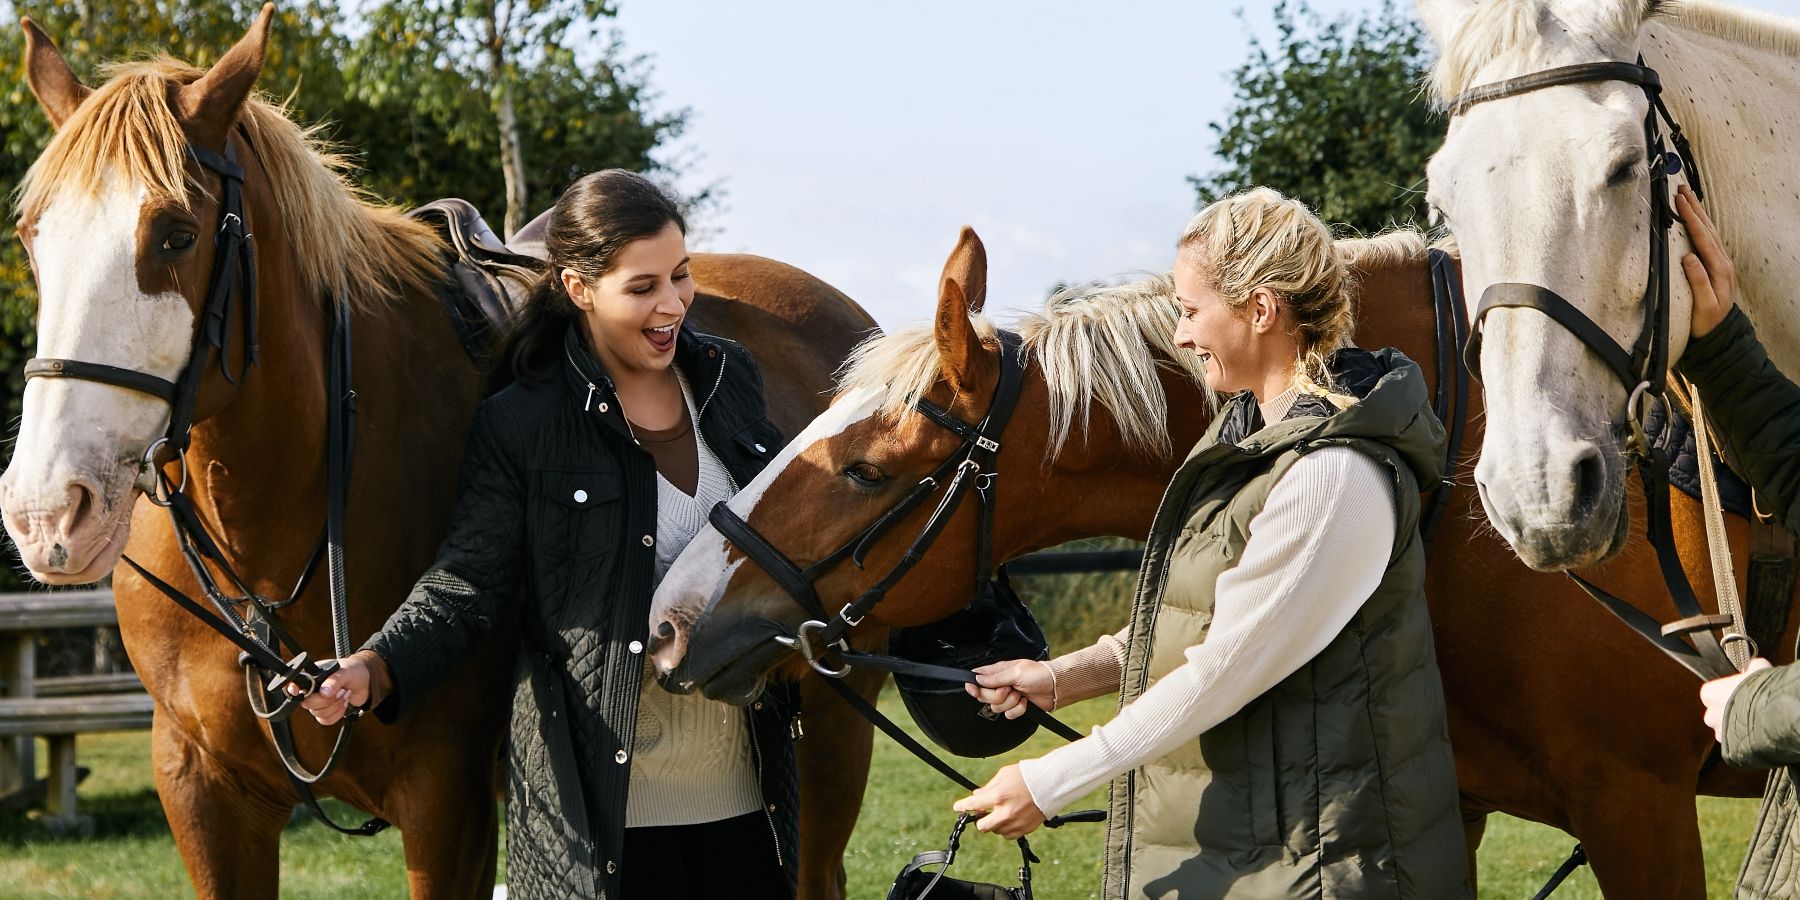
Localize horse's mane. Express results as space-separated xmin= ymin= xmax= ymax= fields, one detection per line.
xmin=16 ymin=57 xmax=444 ymax=313
xmin=838 ymin=231 xmax=1451 ymax=463
xmin=838 ymin=276 xmax=1206 ymax=463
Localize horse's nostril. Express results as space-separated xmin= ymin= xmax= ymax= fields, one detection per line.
xmin=1572 ymin=449 xmax=1606 ymax=520
xmin=58 ymin=481 xmax=97 ymax=535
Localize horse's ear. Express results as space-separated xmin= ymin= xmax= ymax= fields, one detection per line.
xmin=934 ymin=227 xmax=993 ymax=395
xmin=175 ymin=3 xmax=273 ymax=148
xmin=1414 ymin=0 xmax=1474 ymax=47
xmin=22 ymin=18 xmax=91 ymax=130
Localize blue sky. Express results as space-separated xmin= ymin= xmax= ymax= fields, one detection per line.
xmin=614 ymin=1 xmax=1800 ymax=328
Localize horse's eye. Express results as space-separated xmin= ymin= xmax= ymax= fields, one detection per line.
xmin=1606 ymin=158 xmax=1640 ymax=187
xmin=844 ymin=462 xmax=887 ymax=486
xmin=161 ymin=231 xmax=197 ymax=253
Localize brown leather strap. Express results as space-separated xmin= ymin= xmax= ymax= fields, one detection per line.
xmin=1747 ymin=514 xmax=1798 ymax=659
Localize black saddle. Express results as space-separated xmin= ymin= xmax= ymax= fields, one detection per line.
xmin=408 ymin=199 xmax=548 ymax=361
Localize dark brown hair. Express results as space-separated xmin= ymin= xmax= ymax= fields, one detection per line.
xmin=489 ymin=169 xmax=687 ymax=391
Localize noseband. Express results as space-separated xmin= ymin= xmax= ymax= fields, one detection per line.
xmin=708 ymin=330 xmax=1026 ymax=672
xmin=1449 ymin=61 xmax=1750 ymax=680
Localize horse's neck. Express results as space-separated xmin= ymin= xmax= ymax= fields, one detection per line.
xmin=1010 ymin=367 xmax=1211 ymax=550
xmin=1649 ymin=18 xmax=1800 ymax=370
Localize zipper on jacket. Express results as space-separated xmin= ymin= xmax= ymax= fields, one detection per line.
xmin=747 ymin=710 xmax=785 ymax=870
xmin=698 ymin=346 xmax=728 ymax=421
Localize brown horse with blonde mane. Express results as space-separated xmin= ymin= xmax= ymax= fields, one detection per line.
xmin=0 ymin=9 xmax=884 ymax=898
xmin=651 ymin=226 xmax=1784 ymax=897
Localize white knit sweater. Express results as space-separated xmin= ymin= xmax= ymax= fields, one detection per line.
xmin=1018 ymin=390 xmax=1399 ymax=817
xmin=626 ymin=373 xmax=762 ymax=828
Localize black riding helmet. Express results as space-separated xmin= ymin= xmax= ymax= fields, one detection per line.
xmin=887 ymin=569 xmax=1051 ymax=758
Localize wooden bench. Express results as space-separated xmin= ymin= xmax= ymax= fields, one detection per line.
xmin=0 ymin=588 xmax=148 ymax=833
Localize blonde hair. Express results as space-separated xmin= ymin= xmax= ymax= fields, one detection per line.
xmin=1179 ymin=187 xmax=1356 ymax=398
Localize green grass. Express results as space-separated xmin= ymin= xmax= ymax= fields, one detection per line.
xmin=0 ymin=704 xmax=1764 ymax=898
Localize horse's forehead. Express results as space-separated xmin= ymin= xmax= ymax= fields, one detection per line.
xmin=729 ymin=389 xmax=884 ymax=513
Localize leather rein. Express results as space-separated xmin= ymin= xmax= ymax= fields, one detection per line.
xmin=21 ymin=138 xmax=386 ymax=835
xmin=1449 ymin=60 xmax=1753 ymax=680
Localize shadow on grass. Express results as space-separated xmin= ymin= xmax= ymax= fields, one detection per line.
xmin=0 ymin=787 xmax=170 ymax=843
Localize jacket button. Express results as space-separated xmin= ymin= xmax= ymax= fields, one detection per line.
xmin=573 ymin=489 xmax=588 ymax=503
xmin=615 ymin=750 xmax=628 ymax=764
xmin=628 ymin=640 xmax=643 ymax=654
xmin=598 ymin=402 xmax=610 ymax=413
xmin=708 ymin=347 xmax=718 ymax=358
xmin=642 ymin=534 xmax=655 ymax=547
xmin=753 ymin=701 xmax=763 ymax=711
xmin=607 ymin=861 xmax=618 ymax=874
xmin=767 ymin=802 xmax=777 ymax=813
xmin=754 ymin=443 xmax=766 ymax=453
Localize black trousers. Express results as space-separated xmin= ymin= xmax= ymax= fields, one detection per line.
xmin=619 ymin=811 xmax=788 ymax=899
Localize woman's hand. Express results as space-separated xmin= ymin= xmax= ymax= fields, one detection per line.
xmin=964 ymin=658 xmax=1056 ymax=719
xmin=1678 ymin=184 xmax=1736 ymax=339
xmin=1701 ymin=657 xmax=1773 ymax=743
xmin=953 ymin=764 xmax=1046 ymax=839
xmin=289 ymin=650 xmax=383 ymax=725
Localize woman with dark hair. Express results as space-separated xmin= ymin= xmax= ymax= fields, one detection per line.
xmin=298 ymin=169 xmax=798 ymax=899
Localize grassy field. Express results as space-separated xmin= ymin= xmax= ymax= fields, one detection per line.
xmin=0 ymin=697 xmax=1763 ymax=898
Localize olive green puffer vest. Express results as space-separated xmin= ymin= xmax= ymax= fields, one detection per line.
xmin=1101 ymin=349 xmax=1470 ymax=899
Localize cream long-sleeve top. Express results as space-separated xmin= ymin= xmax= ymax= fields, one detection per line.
xmin=1018 ymin=391 xmax=1399 ymax=817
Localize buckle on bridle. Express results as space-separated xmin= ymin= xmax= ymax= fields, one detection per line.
xmin=975 ymin=435 xmax=1000 ymax=453
xmin=773 ymin=619 xmax=852 ymax=678
xmin=140 ymin=437 xmax=188 ymax=508
xmin=1721 ymin=632 xmax=1760 ymax=663
xmin=1624 ymin=380 xmax=1656 ymax=457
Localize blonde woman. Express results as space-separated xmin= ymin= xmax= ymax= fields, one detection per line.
xmin=955 ymin=188 xmax=1470 ymax=898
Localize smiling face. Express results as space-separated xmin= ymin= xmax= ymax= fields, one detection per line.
xmin=1172 ymin=245 xmax=1254 ymax=392
xmin=563 ymin=221 xmax=694 ymax=376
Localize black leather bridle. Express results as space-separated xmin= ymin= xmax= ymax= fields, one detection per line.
xmin=708 ymin=330 xmax=1027 ymax=673
xmin=1449 ymin=60 xmax=1747 ymax=680
xmin=20 ymin=139 xmax=386 ymax=834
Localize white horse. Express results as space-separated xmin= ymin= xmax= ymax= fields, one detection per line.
xmin=1418 ymin=0 xmax=1800 ymax=570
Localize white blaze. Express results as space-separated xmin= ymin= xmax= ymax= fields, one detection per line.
xmin=649 ymin=389 xmax=882 ymax=657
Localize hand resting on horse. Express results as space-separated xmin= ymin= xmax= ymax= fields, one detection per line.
xmin=1679 ymin=184 xmax=1735 ymax=338
xmin=289 ymin=649 xmax=391 ymax=726
xmin=963 ymin=659 xmax=1057 ymax=719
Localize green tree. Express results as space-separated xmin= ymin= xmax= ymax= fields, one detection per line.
xmin=0 ymin=0 xmax=687 ymax=591
xmin=350 ymin=0 xmax=686 ymax=236
xmin=1191 ymin=0 xmax=1443 ymax=233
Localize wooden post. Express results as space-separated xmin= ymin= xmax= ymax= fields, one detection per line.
xmin=0 ymin=632 xmax=37 ymax=797
xmin=43 ymin=734 xmax=87 ymax=836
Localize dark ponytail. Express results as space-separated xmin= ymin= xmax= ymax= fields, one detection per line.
xmin=488 ymin=170 xmax=687 ymax=393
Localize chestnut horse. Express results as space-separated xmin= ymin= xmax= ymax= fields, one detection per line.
xmin=652 ymin=226 xmax=1784 ymax=897
xmin=0 ymin=10 xmax=883 ymax=899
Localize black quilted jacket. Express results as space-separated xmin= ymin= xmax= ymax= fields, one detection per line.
xmin=363 ymin=324 xmax=799 ymax=899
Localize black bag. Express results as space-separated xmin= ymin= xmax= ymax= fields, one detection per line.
xmin=886 ymin=813 xmax=1036 ymax=900
xmin=887 ymin=568 xmax=1051 ymax=758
